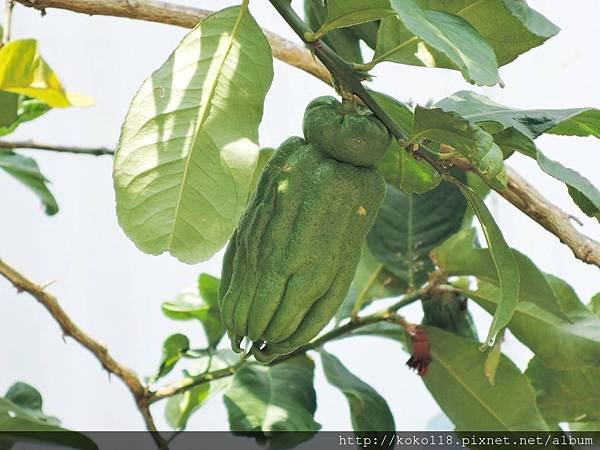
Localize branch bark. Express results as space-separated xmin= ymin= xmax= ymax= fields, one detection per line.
xmin=0 ymin=140 xmax=115 ymax=156
xmin=0 ymin=258 xmax=167 ymax=449
xmin=13 ymin=0 xmax=331 ymax=84
xmin=501 ymin=167 xmax=600 ymax=266
xmin=13 ymin=0 xmax=599 ymax=268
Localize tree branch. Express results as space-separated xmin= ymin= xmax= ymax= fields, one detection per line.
xmin=0 ymin=258 xmax=167 ymax=449
xmin=13 ymin=0 xmax=331 ymax=84
xmin=500 ymin=167 xmax=600 ymax=266
xmin=0 ymin=140 xmax=115 ymax=156
xmin=2 ymin=0 xmax=15 ymax=45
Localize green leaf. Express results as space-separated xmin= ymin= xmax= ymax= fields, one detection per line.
xmin=453 ymin=188 xmax=519 ymax=346
xmin=5 ymin=383 xmax=42 ymax=411
xmin=569 ymin=422 xmax=600 ymax=431
xmin=536 ymin=151 xmax=600 ymax=218
xmin=377 ymin=0 xmax=501 ymax=86
xmin=371 ymin=91 xmax=442 ymax=194
xmin=153 ymin=333 xmax=190 ymax=382
xmin=320 ymin=349 xmax=395 ymax=431
xmin=223 ymin=355 xmax=320 ymax=448
xmin=422 ymin=326 xmax=548 ymax=431
xmin=367 ymin=180 xmax=466 ymax=288
xmin=421 ymin=290 xmax=478 ymax=341
xmin=527 ymin=358 xmax=600 ymax=423
xmin=432 ymin=228 xmax=566 ymax=321
xmin=544 ymin=273 xmax=591 ymax=322
xmin=0 ymin=152 xmax=59 ymax=215
xmin=318 ymin=0 xmax=393 ymax=33
xmin=0 ymin=96 xmax=51 ymax=137
xmin=0 ymin=91 xmax=18 ymax=127
xmin=483 ymin=331 xmax=503 ymax=386
xmin=590 ymin=294 xmax=600 ymax=317
xmin=336 ymin=246 xmax=406 ymax=322
xmin=464 ymin=282 xmax=600 ymax=369
xmin=165 ymin=350 xmax=237 ymax=430
xmin=413 ymin=106 xmax=505 ymax=183
xmin=0 ymin=40 xmax=92 ymax=108
xmin=0 ymin=385 xmax=97 ymax=450
xmin=422 ymin=0 xmax=559 ymax=66
xmin=435 ymin=90 xmax=600 ymax=215
xmin=113 ymin=5 xmax=274 ymax=264
xmin=162 ymin=274 xmax=225 ymax=349
xmin=305 ymin=0 xmax=364 ymax=63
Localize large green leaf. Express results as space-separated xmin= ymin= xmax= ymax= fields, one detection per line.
xmin=455 ymin=188 xmax=519 ymax=346
xmin=367 ymin=179 xmax=466 ymax=288
xmin=162 ymin=274 xmax=225 ymax=349
xmin=0 ymin=96 xmax=51 ymax=137
xmin=320 ymin=349 xmax=395 ymax=431
xmin=223 ymin=355 xmax=320 ymax=447
xmin=165 ymin=350 xmax=238 ymax=430
xmin=0 ymin=151 xmax=59 ymax=215
xmin=371 ymin=91 xmax=441 ymax=194
xmin=437 ymin=91 xmax=600 ymax=140
xmin=463 ymin=282 xmax=600 ymax=369
xmin=413 ymin=106 xmax=505 ymax=183
xmin=375 ymin=0 xmax=501 ymax=86
xmin=336 ymin=246 xmax=406 ymax=322
xmin=436 ymin=91 xmax=600 ymax=217
xmin=421 ymin=0 xmax=559 ymax=66
xmin=423 ymin=327 xmax=548 ymax=431
xmin=526 ymin=358 xmax=600 ymax=423
xmin=113 ymin=5 xmax=274 ymax=264
xmin=0 ymin=383 xmax=96 ymax=449
xmin=0 ymin=40 xmax=92 ymax=108
xmin=432 ymin=228 xmax=566 ymax=321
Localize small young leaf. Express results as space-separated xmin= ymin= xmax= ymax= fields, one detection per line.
xmin=367 ymin=179 xmax=466 ymax=288
xmin=0 ymin=40 xmax=92 ymax=107
xmin=320 ymin=349 xmax=395 ymax=431
xmin=422 ymin=327 xmax=548 ymax=431
xmin=5 ymin=383 xmax=42 ymax=412
xmin=154 ymin=333 xmax=190 ymax=381
xmin=165 ymin=350 xmax=237 ymax=430
xmin=484 ymin=332 xmax=503 ymax=386
xmin=0 ymin=96 xmax=51 ymax=137
xmin=113 ymin=5 xmax=274 ymax=264
xmin=162 ymin=274 xmax=225 ymax=349
xmin=0 ymin=151 xmax=59 ymax=215
xmin=223 ymin=355 xmax=320 ymax=448
xmin=455 ymin=187 xmax=519 ymax=346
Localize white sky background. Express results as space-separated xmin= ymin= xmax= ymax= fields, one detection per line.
xmin=0 ymin=0 xmax=599 ymax=432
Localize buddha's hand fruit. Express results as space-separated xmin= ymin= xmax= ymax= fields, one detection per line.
xmin=219 ymin=96 xmax=389 ymax=363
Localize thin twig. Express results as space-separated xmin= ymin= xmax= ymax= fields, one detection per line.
xmin=2 ymin=0 xmax=15 ymax=45
xmin=0 ymin=140 xmax=115 ymax=156
xmin=0 ymin=258 xmax=167 ymax=449
xmin=13 ymin=0 xmax=331 ymax=84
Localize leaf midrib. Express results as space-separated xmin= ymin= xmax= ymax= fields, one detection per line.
xmin=166 ymin=5 xmax=248 ymax=251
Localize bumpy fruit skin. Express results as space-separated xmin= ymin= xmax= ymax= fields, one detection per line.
xmin=302 ymin=96 xmax=391 ymax=167
xmin=219 ymin=97 xmax=389 ymax=363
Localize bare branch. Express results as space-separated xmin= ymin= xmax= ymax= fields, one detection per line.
xmin=500 ymin=167 xmax=600 ymax=267
xmin=2 ymin=0 xmax=15 ymax=45
xmin=13 ymin=0 xmax=331 ymax=84
xmin=0 ymin=258 xmax=167 ymax=448
xmin=0 ymin=139 xmax=114 ymax=156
